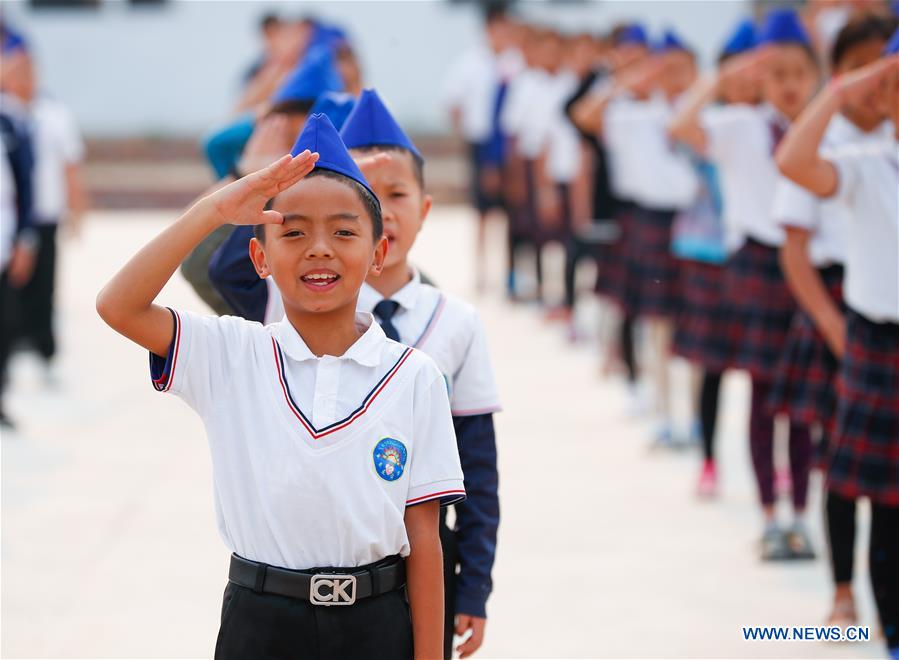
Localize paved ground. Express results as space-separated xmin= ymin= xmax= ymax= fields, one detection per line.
xmin=1 ymin=207 xmax=886 ymax=658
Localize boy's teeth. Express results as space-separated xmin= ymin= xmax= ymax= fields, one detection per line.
xmin=305 ymin=273 xmax=336 ymax=280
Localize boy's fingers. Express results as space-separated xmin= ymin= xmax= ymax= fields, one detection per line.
xmin=259 ymin=209 xmax=284 ymax=225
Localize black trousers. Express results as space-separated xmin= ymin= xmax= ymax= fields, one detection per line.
xmin=440 ymin=510 xmax=460 ymax=660
xmin=20 ymin=224 xmax=57 ymax=360
xmin=214 ymin=581 xmax=412 ymax=660
xmin=0 ymin=268 xmax=15 ymax=396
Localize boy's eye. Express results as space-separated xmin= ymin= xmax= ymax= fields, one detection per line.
xmin=390 ymin=192 xmax=407 ymax=199
xmin=283 ymin=230 xmax=304 ymax=238
xmin=335 ymin=229 xmax=356 ymax=237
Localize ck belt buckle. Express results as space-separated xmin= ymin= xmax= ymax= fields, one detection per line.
xmin=310 ymin=573 xmax=357 ymax=606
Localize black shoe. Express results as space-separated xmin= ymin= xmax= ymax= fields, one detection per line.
xmin=0 ymin=409 xmax=16 ymax=431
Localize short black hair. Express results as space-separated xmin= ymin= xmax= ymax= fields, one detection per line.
xmin=254 ymin=168 xmax=383 ymax=242
xmin=267 ymin=98 xmax=315 ymax=117
xmin=830 ymin=14 xmax=898 ymax=69
xmin=350 ymin=144 xmax=425 ymax=189
xmin=260 ymin=13 xmax=280 ymax=31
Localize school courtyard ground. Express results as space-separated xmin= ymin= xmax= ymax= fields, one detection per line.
xmin=1 ymin=206 xmax=887 ymax=659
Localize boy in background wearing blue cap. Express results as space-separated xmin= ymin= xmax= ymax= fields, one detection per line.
xmin=97 ymin=115 xmax=464 ymax=659
xmin=769 ymin=13 xmax=896 ymax=627
xmin=669 ymin=8 xmax=821 ymax=561
xmin=208 ymin=89 xmax=501 ymax=660
xmin=777 ymin=31 xmax=899 ymax=656
xmin=184 ymin=41 xmax=357 ymax=316
xmin=671 ymin=18 xmax=762 ymax=497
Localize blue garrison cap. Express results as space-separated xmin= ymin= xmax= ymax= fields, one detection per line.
xmin=310 ymin=23 xmax=348 ymax=52
xmin=339 ymin=89 xmax=422 ymax=160
xmin=758 ymin=8 xmax=811 ymax=47
xmin=309 ymin=91 xmax=356 ymax=130
xmin=721 ymin=18 xmax=757 ymax=56
xmin=271 ymin=45 xmax=343 ymax=105
xmin=653 ymin=29 xmax=691 ymax=53
xmin=617 ymin=23 xmax=649 ymax=47
xmin=885 ymin=26 xmax=899 ymax=55
xmin=290 ymin=113 xmax=377 ymax=203
xmin=1 ymin=27 xmax=27 ymax=54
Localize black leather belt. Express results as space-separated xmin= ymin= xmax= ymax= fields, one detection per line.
xmin=228 ymin=554 xmax=405 ymax=606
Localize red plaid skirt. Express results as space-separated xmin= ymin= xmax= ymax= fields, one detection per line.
xmin=619 ymin=207 xmax=679 ymax=319
xmin=768 ymin=265 xmax=844 ymax=426
xmin=673 ymin=259 xmax=729 ymax=372
xmin=594 ymin=203 xmax=633 ymax=305
xmin=827 ymin=310 xmax=899 ymax=506
xmin=721 ymin=238 xmax=797 ymax=381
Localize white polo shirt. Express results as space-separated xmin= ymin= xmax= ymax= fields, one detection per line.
xmin=606 ymin=95 xmax=698 ymax=212
xmin=702 ymin=103 xmax=787 ymax=250
xmin=827 ymin=137 xmax=899 ymax=323
xmin=545 ymin=70 xmax=582 ymax=184
xmin=441 ymin=42 xmax=500 ymax=144
xmin=500 ymin=67 xmax=546 ymax=144
xmin=262 ymin=271 xmax=502 ymax=417
xmin=150 ymin=309 xmax=465 ymax=570
xmin=772 ymin=115 xmax=893 ymax=267
xmin=358 ymin=272 xmax=502 ymax=417
xmin=603 ymin=95 xmax=643 ymax=203
xmin=30 ymin=95 xmax=84 ymax=224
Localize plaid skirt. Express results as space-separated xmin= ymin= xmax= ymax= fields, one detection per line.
xmin=722 ymin=238 xmax=797 ymax=381
xmin=673 ymin=259 xmax=729 ymax=372
xmin=619 ymin=207 xmax=679 ymax=319
xmin=594 ymin=203 xmax=633 ymax=305
xmin=827 ymin=310 xmax=899 ymax=506
xmin=768 ymin=264 xmax=844 ymax=425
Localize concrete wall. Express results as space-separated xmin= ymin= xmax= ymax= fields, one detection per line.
xmin=3 ymin=0 xmax=749 ymax=138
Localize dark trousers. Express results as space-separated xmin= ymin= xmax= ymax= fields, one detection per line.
xmin=20 ymin=224 xmax=57 ymax=360
xmin=440 ymin=508 xmax=460 ymax=660
xmin=214 ymin=581 xmax=413 ymax=660
xmin=870 ymin=502 xmax=899 ymax=650
xmin=1 ymin=268 xmax=15 ymax=397
xmin=825 ymin=489 xmax=856 ymax=585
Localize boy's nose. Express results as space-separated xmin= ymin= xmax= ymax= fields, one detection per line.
xmin=305 ymin=235 xmax=334 ymax=259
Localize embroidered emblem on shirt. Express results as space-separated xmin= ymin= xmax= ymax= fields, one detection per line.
xmin=373 ymin=438 xmax=407 ymax=482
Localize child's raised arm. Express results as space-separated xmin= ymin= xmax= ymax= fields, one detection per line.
xmin=776 ymin=55 xmax=899 ymax=196
xmin=96 ymin=151 xmax=317 ymax=357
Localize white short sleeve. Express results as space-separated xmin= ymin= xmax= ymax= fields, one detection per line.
xmin=829 ymin=148 xmax=862 ymax=207
xmin=701 ymin=105 xmax=756 ymax=164
xmin=56 ymin=105 xmax=85 ymax=164
xmin=405 ymin=360 xmax=466 ymax=507
xmin=772 ymin=175 xmax=820 ymax=231
xmin=149 ymin=309 xmax=258 ymax=413
xmin=450 ymin=311 xmax=501 ymax=416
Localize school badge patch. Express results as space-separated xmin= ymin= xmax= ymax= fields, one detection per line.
xmin=373 ymin=438 xmax=407 ymax=482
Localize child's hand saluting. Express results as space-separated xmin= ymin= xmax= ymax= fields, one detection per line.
xmin=208 ymin=150 xmax=319 ymax=227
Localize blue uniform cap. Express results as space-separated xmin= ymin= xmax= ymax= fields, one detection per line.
xmin=885 ymin=26 xmax=899 ymax=55
xmin=758 ymin=8 xmax=811 ymax=47
xmin=290 ymin=113 xmax=378 ymax=204
xmin=309 ymin=91 xmax=356 ymax=130
xmin=1 ymin=27 xmax=27 ymax=54
xmin=310 ymin=23 xmax=348 ymax=51
xmin=653 ymin=29 xmax=690 ymax=53
xmin=271 ymin=45 xmax=343 ymax=105
xmin=721 ymin=18 xmax=757 ymax=56
xmin=617 ymin=23 xmax=649 ymax=47
xmin=339 ymin=88 xmax=422 ymax=160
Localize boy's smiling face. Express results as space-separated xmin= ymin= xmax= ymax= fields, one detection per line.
xmin=249 ymin=174 xmax=387 ymax=315
xmin=351 ymin=148 xmax=432 ymax=273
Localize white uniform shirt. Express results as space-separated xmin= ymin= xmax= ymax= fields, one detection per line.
xmin=516 ymin=69 xmax=558 ymax=159
xmin=441 ymin=43 xmax=500 ymax=143
xmin=603 ymin=95 xmax=643 ymax=202
xmin=151 ymin=310 xmax=465 ymax=570
xmin=263 ymin=271 xmax=502 ymax=417
xmin=827 ymin=137 xmax=899 ymax=323
xmin=702 ymin=103 xmax=788 ymax=250
xmin=606 ymin=95 xmax=699 ymax=211
xmin=358 ymin=272 xmax=502 ymax=417
xmin=499 ymin=67 xmax=542 ymax=139
xmin=545 ymin=70 xmax=582 ymax=184
xmin=772 ymin=115 xmax=894 ymax=267
xmin=30 ymin=95 xmax=84 ymax=224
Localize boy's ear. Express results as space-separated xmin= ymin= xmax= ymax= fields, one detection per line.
xmin=420 ymin=193 xmax=433 ymax=224
xmin=369 ymin=235 xmax=389 ymax=277
xmin=249 ymin=236 xmax=271 ymax=279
